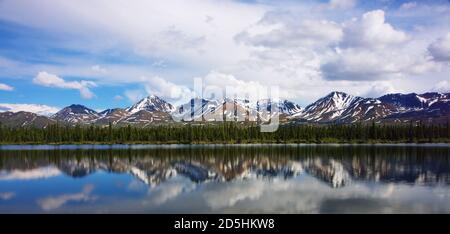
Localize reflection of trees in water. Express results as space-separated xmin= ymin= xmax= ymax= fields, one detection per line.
xmin=0 ymin=145 xmax=449 ymax=187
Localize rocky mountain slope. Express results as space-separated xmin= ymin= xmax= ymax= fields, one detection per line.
xmin=1 ymin=92 xmax=449 ymax=127
xmin=0 ymin=111 xmax=56 ymax=128
xmin=52 ymin=104 xmax=99 ymax=124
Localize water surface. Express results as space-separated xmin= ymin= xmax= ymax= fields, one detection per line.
xmin=1 ymin=144 xmax=450 ymax=213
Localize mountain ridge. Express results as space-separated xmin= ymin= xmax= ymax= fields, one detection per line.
xmin=1 ymin=92 xmax=449 ymax=127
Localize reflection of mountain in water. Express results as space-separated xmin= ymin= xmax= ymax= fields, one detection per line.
xmin=0 ymin=145 xmax=449 ymax=188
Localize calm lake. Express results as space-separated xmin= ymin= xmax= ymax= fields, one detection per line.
xmin=1 ymin=144 xmax=450 ymax=213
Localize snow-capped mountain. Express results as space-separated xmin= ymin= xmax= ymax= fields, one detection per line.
xmin=52 ymin=104 xmax=100 ymax=123
xmin=173 ymin=98 xmax=216 ymax=121
xmin=379 ymin=93 xmax=427 ymax=111
xmin=2 ymin=91 xmax=449 ymax=127
xmin=379 ymin=92 xmax=450 ymax=111
xmin=95 ymin=108 xmax=129 ymax=125
xmin=256 ymin=99 xmax=303 ymax=115
xmin=173 ymin=98 xmax=302 ymax=122
xmin=126 ymin=95 xmax=175 ymax=114
xmin=382 ymin=93 xmax=450 ymax=124
xmin=120 ymin=110 xmax=173 ymax=125
xmin=279 ymin=100 xmax=303 ymax=115
xmin=337 ymin=98 xmax=397 ymax=123
xmin=294 ymin=92 xmax=362 ymax=122
xmin=292 ymin=91 xmax=450 ymax=124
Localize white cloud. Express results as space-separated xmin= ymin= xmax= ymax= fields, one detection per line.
xmin=142 ymin=76 xmax=194 ymax=103
xmin=327 ymin=0 xmax=357 ymax=10
xmin=37 ymin=184 xmax=96 ymax=211
xmin=198 ymin=176 xmax=450 ymax=213
xmin=0 ymin=83 xmax=14 ymax=91
xmin=113 ymin=95 xmax=124 ymax=101
xmin=236 ymin=19 xmax=343 ymax=49
xmin=432 ymin=80 xmax=450 ymax=93
xmin=321 ymin=10 xmax=437 ymax=81
xmin=342 ymin=10 xmax=409 ymax=49
xmin=203 ymin=180 xmax=267 ymax=209
xmin=91 ymin=65 xmax=107 ymax=73
xmin=0 ymin=0 xmax=266 ymax=69
xmin=231 ymin=7 xmax=441 ymax=103
xmin=0 ymin=103 xmax=60 ymax=116
xmin=0 ymin=1 xmax=448 ymax=105
xmin=146 ymin=178 xmax=196 ymax=205
xmin=201 ymin=71 xmax=271 ymax=100
xmin=364 ymin=81 xmax=398 ymax=98
xmin=33 ymin=71 xmax=97 ymax=99
xmin=428 ymin=33 xmax=450 ymax=62
xmin=0 ymin=167 xmax=61 ymax=180
xmin=400 ymin=2 xmax=417 ymax=10
xmin=0 ymin=192 xmax=15 ymax=200
xmin=322 ymin=49 xmax=406 ymax=80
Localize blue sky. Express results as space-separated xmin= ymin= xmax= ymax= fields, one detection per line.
xmin=0 ymin=0 xmax=449 ymax=115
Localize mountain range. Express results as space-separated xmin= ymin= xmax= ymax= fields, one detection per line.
xmin=1 ymin=91 xmax=449 ymax=128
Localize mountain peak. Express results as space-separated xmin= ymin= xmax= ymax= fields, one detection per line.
xmin=126 ymin=95 xmax=175 ymax=114
xmin=52 ymin=104 xmax=99 ymax=123
xmin=299 ymin=91 xmax=361 ymax=122
xmin=326 ymin=91 xmax=351 ymax=98
xmin=60 ymin=104 xmax=97 ymax=114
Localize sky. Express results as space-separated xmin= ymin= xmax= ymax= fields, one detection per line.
xmin=0 ymin=0 xmax=449 ymax=115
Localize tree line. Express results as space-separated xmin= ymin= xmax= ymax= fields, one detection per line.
xmin=0 ymin=121 xmax=449 ymax=144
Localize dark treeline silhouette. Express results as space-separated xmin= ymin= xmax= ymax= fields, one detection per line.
xmin=0 ymin=121 xmax=449 ymax=144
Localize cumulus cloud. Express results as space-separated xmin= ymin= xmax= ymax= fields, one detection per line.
xmin=321 ymin=10 xmax=436 ymax=81
xmin=322 ymin=49 xmax=406 ymax=80
xmin=0 ymin=83 xmax=14 ymax=91
xmin=342 ymin=10 xmax=409 ymax=49
xmin=428 ymin=33 xmax=450 ymax=62
xmin=0 ymin=0 xmax=449 ymax=105
xmin=233 ymin=7 xmax=440 ymax=102
xmin=0 ymin=103 xmax=60 ymax=116
xmin=33 ymin=71 xmax=97 ymax=99
xmin=201 ymin=71 xmax=271 ymax=100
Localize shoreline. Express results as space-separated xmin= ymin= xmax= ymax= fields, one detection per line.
xmin=1 ymin=142 xmax=450 ymax=151
xmin=1 ymin=139 xmax=450 ymax=145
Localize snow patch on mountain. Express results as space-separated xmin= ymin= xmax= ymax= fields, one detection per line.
xmin=126 ymin=95 xmax=175 ymax=114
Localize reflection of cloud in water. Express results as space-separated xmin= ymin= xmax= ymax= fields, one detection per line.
xmin=0 ymin=192 xmax=15 ymax=200
xmin=200 ymin=176 xmax=450 ymax=213
xmin=22 ymin=174 xmax=450 ymax=213
xmin=2 ymin=145 xmax=450 ymax=213
xmin=145 ymin=177 xmax=196 ymax=205
xmin=127 ymin=180 xmax=146 ymax=192
xmin=0 ymin=167 xmax=61 ymax=180
xmin=37 ymin=184 xmax=97 ymax=211
xmin=202 ymin=177 xmax=294 ymax=210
